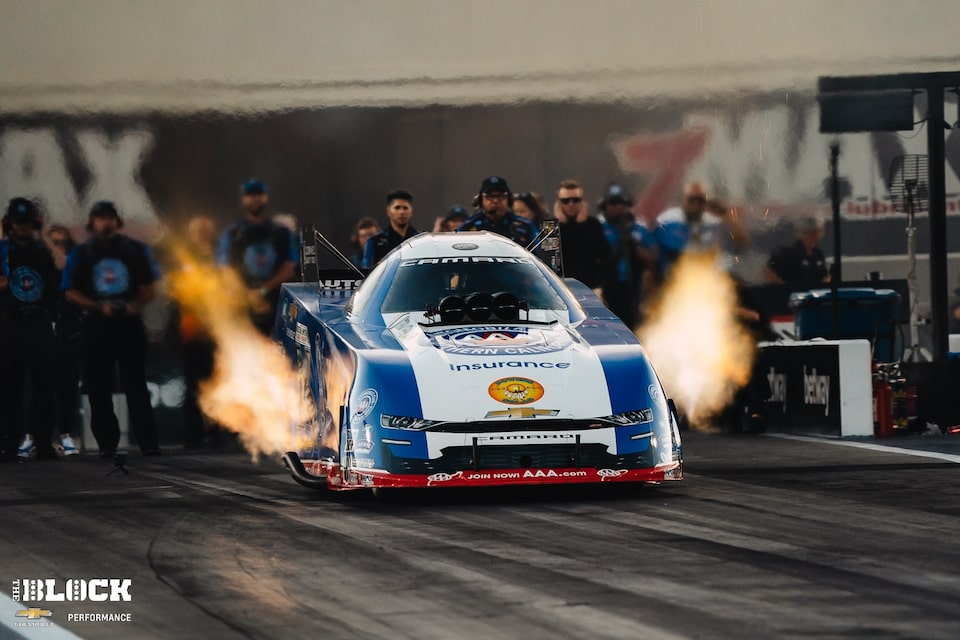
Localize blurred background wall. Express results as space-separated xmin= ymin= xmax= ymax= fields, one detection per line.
xmin=1 ymin=0 xmax=960 ymax=286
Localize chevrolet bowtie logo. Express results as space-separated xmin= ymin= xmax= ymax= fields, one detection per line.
xmin=484 ymin=408 xmax=559 ymax=418
xmin=16 ymin=608 xmax=52 ymax=620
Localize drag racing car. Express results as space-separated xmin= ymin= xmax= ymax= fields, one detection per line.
xmin=277 ymin=230 xmax=682 ymax=491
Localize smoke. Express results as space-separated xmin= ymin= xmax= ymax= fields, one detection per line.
xmin=638 ymin=251 xmax=756 ymax=428
xmin=167 ymin=245 xmax=315 ymax=460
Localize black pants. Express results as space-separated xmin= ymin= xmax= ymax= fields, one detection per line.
xmin=181 ymin=335 xmax=217 ymax=446
xmin=0 ymin=314 xmax=56 ymax=456
xmin=602 ymin=282 xmax=641 ymax=331
xmin=53 ymin=329 xmax=83 ymax=437
xmin=81 ymin=316 xmax=158 ymax=454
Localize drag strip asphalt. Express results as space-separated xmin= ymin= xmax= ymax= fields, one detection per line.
xmin=1 ymin=430 xmax=959 ymax=640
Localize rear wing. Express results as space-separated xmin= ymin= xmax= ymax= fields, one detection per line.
xmin=297 ymin=220 xmax=562 ymax=292
xmin=299 ymin=225 xmax=367 ymax=292
xmin=527 ymin=219 xmax=563 ymax=277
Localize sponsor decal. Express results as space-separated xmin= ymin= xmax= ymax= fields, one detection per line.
xmin=452 ymin=242 xmax=478 ymax=250
xmin=425 ymin=325 xmax=570 ymax=356
xmin=400 ymin=256 xmax=533 ymax=267
xmin=484 ymin=408 xmax=559 ymax=418
xmin=767 ymin=367 xmax=787 ymax=412
xmin=488 ymin=377 xmax=545 ymax=405
xmin=647 ymin=384 xmax=663 ymax=405
xmin=450 ymin=361 xmax=570 ymax=371
xmin=425 ymin=469 xmax=593 ymax=484
xmin=427 ymin=471 xmax=463 ymax=485
xmin=92 ymin=258 xmax=130 ymax=296
xmin=9 ymin=266 xmax=43 ymax=302
xmin=16 ymin=608 xmax=52 ymax=620
xmin=354 ymin=425 xmax=375 ymax=454
xmin=320 ymin=278 xmax=363 ymax=290
xmin=243 ymin=242 xmax=277 ymax=279
xmin=597 ymin=468 xmax=630 ymax=481
xmin=355 ymin=389 xmax=378 ymax=419
xmin=803 ymin=366 xmax=830 ymax=416
xmin=294 ymin=322 xmax=310 ymax=347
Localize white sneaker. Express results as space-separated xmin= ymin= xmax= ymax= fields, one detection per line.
xmin=17 ymin=435 xmax=35 ymax=459
xmin=59 ymin=435 xmax=80 ymax=457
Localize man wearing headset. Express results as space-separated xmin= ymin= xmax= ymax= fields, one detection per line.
xmin=0 ymin=198 xmax=60 ymax=461
xmin=62 ymin=201 xmax=162 ymax=458
xmin=456 ymin=176 xmax=537 ymax=247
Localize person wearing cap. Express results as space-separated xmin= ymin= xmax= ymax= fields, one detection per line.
xmin=433 ymin=205 xmax=469 ymax=233
xmin=652 ymin=181 xmax=749 ymax=281
xmin=349 ymin=217 xmax=381 ymax=266
xmin=764 ymin=215 xmax=830 ymax=287
xmin=457 ymin=176 xmax=537 ymax=247
xmin=597 ymin=183 xmax=656 ymax=330
xmin=62 ymin=200 xmax=162 ymax=457
xmin=361 ymin=189 xmax=420 ymax=269
xmin=552 ymin=179 xmax=609 ymax=289
xmin=216 ymin=178 xmax=298 ymax=334
xmin=0 ymin=198 xmax=61 ymax=461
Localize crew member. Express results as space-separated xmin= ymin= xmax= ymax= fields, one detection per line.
xmin=362 ymin=189 xmax=419 ymax=268
xmin=63 ymin=201 xmax=162 ymax=457
xmin=457 ymin=176 xmax=537 ymax=247
xmin=215 ymin=178 xmax=298 ymax=334
xmin=0 ymin=198 xmax=60 ymax=461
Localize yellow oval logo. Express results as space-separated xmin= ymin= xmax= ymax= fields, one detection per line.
xmin=488 ymin=377 xmax=545 ymax=405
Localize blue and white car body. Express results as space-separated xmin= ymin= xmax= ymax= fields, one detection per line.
xmin=278 ymin=231 xmax=682 ymax=490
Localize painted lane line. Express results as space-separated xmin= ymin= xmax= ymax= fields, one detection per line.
xmin=768 ymin=433 xmax=960 ymax=464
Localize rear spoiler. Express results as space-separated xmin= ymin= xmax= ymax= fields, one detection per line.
xmin=526 ymin=219 xmax=564 ymax=277
xmin=299 ymin=224 xmax=368 ymax=291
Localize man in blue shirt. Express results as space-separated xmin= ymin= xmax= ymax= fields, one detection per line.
xmin=598 ymin=184 xmax=656 ymax=330
xmin=63 ymin=201 xmax=162 ymax=457
xmin=216 ymin=179 xmax=298 ymax=334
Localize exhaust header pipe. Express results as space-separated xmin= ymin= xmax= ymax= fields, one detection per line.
xmin=282 ymin=451 xmax=328 ymax=490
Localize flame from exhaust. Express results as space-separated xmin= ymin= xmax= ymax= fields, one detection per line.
xmin=638 ymin=251 xmax=756 ymax=428
xmin=167 ymin=245 xmax=315 ymax=460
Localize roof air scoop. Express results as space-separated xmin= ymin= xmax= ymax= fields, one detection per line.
xmin=422 ymin=291 xmax=528 ymax=325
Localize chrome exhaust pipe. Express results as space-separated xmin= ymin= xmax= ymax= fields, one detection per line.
xmin=282 ymin=451 xmax=328 ymax=490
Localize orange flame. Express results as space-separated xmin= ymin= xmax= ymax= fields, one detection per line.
xmin=167 ymin=245 xmax=315 ymax=460
xmin=638 ymin=252 xmax=756 ymax=428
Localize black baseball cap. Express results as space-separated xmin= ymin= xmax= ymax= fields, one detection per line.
xmin=6 ymin=197 xmax=39 ymax=223
xmin=600 ymin=183 xmax=635 ymax=206
xmin=444 ymin=205 xmax=468 ymax=221
xmin=241 ymin=178 xmax=268 ymax=195
xmin=479 ymin=176 xmax=511 ymax=194
xmin=89 ymin=200 xmax=119 ymax=218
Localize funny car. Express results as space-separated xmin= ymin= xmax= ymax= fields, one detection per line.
xmin=277 ymin=231 xmax=682 ymax=491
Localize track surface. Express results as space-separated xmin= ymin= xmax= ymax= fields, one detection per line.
xmin=2 ymin=431 xmax=960 ymax=640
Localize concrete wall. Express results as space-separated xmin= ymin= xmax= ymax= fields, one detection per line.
xmin=2 ymin=0 xmax=959 ymax=113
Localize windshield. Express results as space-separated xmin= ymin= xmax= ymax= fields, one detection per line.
xmin=381 ymin=256 xmax=566 ymax=313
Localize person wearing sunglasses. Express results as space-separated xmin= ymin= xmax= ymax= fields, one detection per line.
xmin=652 ymin=181 xmax=749 ymax=281
xmin=456 ymin=176 xmax=537 ymax=247
xmin=552 ymin=179 xmax=609 ymax=291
